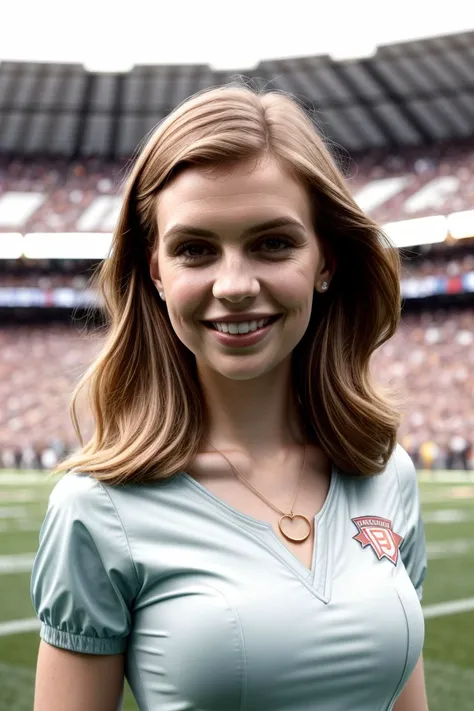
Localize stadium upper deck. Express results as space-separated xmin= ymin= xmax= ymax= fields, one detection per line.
xmin=1 ymin=29 xmax=473 ymax=248
xmin=0 ymin=30 xmax=472 ymax=159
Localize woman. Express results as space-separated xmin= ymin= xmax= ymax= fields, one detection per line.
xmin=31 ymin=84 xmax=428 ymax=710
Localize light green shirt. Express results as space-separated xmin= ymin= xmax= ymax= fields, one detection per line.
xmin=31 ymin=444 xmax=426 ymax=710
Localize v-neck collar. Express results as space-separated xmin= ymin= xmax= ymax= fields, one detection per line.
xmin=178 ymin=465 xmax=340 ymax=603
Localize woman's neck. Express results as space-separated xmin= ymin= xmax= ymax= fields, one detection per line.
xmin=197 ymin=358 xmax=303 ymax=457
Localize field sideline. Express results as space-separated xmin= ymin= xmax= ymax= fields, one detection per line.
xmin=1 ymin=469 xmax=473 ymax=710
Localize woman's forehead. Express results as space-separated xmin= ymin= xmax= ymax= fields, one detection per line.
xmin=156 ymin=158 xmax=313 ymax=230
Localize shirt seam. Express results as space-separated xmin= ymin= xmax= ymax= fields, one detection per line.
xmin=393 ymin=448 xmax=426 ymax=601
xmin=393 ymin=446 xmax=409 ymax=541
xmin=208 ymin=585 xmax=248 ymax=711
xmin=385 ymin=587 xmax=412 ymax=710
xmin=314 ymin=504 xmax=337 ymax=600
xmin=69 ymin=501 xmax=133 ymax=632
xmin=96 ymin=480 xmax=141 ymax=593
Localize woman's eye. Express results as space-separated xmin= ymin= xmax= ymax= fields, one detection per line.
xmin=175 ymin=243 xmax=211 ymax=260
xmin=259 ymin=237 xmax=293 ymax=253
xmin=174 ymin=236 xmax=294 ymax=262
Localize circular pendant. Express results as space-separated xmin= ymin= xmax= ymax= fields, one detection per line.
xmin=278 ymin=513 xmax=312 ymax=542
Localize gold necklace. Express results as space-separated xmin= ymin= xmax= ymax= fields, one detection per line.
xmin=209 ymin=441 xmax=312 ymax=543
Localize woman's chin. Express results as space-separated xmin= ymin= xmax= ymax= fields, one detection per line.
xmin=196 ymin=351 xmax=289 ymax=382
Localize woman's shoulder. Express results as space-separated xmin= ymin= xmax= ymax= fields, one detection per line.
xmin=338 ymin=443 xmax=418 ymax=509
xmin=352 ymin=443 xmax=420 ymax=521
xmin=50 ymin=469 xmax=103 ymax=497
xmin=37 ymin=470 xmax=140 ymax=588
xmin=361 ymin=443 xmax=416 ymax=487
xmin=48 ymin=469 xmax=185 ymax=536
xmin=48 ymin=470 xmax=115 ymax=518
xmin=338 ymin=443 xmax=415 ymax=484
xmin=390 ymin=443 xmax=418 ymax=495
xmin=32 ymin=472 xmax=140 ymax=654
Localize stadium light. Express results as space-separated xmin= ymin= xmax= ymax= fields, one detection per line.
xmin=447 ymin=210 xmax=474 ymax=240
xmin=23 ymin=233 xmax=113 ymax=260
xmin=15 ymin=210 xmax=464 ymax=261
xmin=0 ymin=233 xmax=24 ymax=259
xmin=383 ymin=216 xmax=448 ymax=249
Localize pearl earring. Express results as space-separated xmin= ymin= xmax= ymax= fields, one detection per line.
xmin=159 ymin=291 xmax=165 ymax=301
xmin=321 ymin=281 xmax=329 ymax=292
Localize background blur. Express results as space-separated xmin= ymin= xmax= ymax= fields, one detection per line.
xmin=0 ymin=4 xmax=473 ymax=709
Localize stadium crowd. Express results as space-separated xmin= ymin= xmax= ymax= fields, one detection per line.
xmin=373 ymin=308 xmax=474 ymax=471
xmin=349 ymin=141 xmax=474 ymax=223
xmin=0 ymin=148 xmax=473 ymax=473
xmin=0 ymin=157 xmax=121 ymax=234
xmin=1 ymin=142 xmax=474 ymax=234
xmin=402 ymin=251 xmax=474 ymax=280
xmin=0 ymin=273 xmax=90 ymax=289
xmin=0 ymin=308 xmax=473 ymax=472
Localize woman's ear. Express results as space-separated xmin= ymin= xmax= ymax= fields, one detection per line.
xmin=314 ymin=247 xmax=335 ymax=293
xmin=148 ymin=249 xmax=163 ymax=294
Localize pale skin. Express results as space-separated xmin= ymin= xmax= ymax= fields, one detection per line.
xmin=33 ymin=643 xmax=124 ymax=711
xmin=33 ymin=156 xmax=428 ymax=710
xmin=393 ymin=656 xmax=429 ymax=711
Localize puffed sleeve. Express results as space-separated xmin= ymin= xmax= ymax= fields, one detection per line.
xmin=30 ymin=473 xmax=140 ymax=655
xmin=394 ymin=444 xmax=427 ymax=601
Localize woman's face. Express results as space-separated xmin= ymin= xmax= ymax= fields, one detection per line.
xmin=150 ymin=155 xmax=331 ymax=381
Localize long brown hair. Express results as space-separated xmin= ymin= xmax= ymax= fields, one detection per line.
xmin=54 ymin=83 xmax=401 ymax=483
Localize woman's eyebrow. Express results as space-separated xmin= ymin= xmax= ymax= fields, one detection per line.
xmin=162 ymin=217 xmax=306 ymax=242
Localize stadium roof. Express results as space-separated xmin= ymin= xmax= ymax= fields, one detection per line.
xmin=0 ymin=30 xmax=472 ymax=159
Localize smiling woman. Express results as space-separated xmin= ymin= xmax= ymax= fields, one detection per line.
xmin=51 ymin=84 xmax=402 ymax=482
xmin=150 ymin=154 xmax=327 ymax=382
xmin=30 ymin=83 xmax=427 ymax=711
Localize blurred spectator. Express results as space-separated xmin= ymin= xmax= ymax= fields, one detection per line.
xmin=40 ymin=445 xmax=58 ymax=471
xmin=447 ymin=434 xmax=471 ymax=471
xmin=20 ymin=443 xmax=38 ymax=470
xmin=419 ymin=439 xmax=440 ymax=471
xmin=1 ymin=447 xmax=15 ymax=469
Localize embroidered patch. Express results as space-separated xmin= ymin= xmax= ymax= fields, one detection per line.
xmin=352 ymin=516 xmax=403 ymax=566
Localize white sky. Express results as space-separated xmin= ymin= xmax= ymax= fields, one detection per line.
xmin=1 ymin=0 xmax=474 ymax=71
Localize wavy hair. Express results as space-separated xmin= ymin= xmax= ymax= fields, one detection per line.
xmin=54 ymin=83 xmax=401 ymax=483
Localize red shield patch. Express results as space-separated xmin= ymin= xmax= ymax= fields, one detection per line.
xmin=352 ymin=516 xmax=403 ymax=566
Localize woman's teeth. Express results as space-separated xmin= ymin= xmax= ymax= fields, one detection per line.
xmin=212 ymin=318 xmax=270 ymax=334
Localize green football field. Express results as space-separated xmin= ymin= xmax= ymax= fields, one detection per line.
xmin=1 ymin=469 xmax=474 ymax=710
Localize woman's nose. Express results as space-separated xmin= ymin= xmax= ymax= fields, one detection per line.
xmin=211 ymin=258 xmax=260 ymax=303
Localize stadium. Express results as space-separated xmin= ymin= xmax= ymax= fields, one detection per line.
xmin=0 ymin=26 xmax=473 ymax=711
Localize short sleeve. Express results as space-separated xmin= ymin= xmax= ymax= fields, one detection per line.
xmin=30 ymin=473 xmax=140 ymax=655
xmin=394 ymin=444 xmax=427 ymax=601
